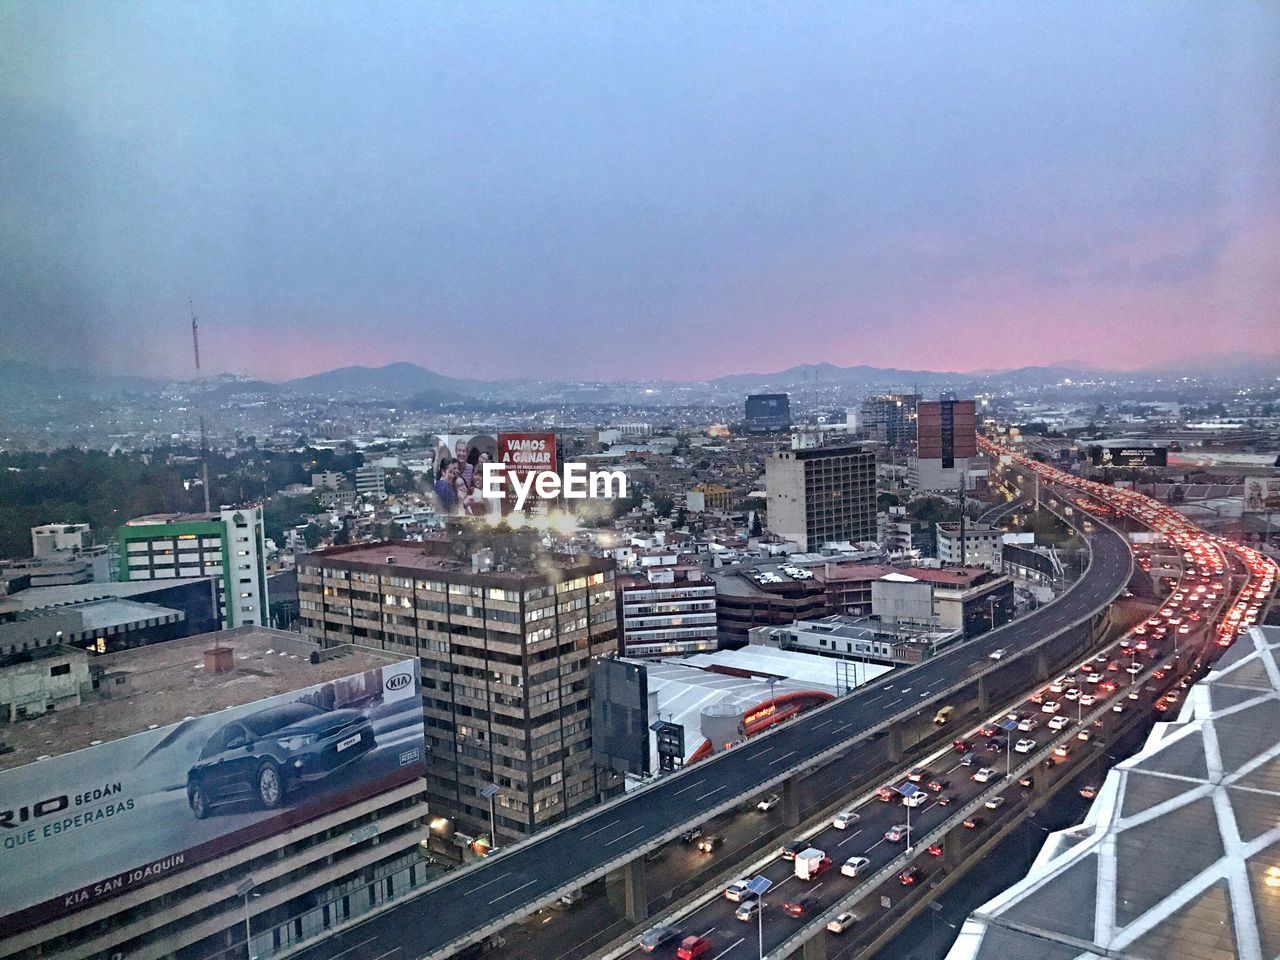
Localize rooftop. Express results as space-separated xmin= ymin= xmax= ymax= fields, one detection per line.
xmin=945 ymin=624 xmax=1280 ymax=960
xmin=0 ymin=626 xmax=398 ymax=772
xmin=310 ymin=537 xmax=613 ymax=584
xmin=0 ymin=577 xmax=210 ymax=616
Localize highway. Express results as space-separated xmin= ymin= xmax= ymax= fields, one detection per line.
xmin=292 ymin=509 xmax=1134 ymax=960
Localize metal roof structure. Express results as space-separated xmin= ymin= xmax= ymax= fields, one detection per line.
xmin=944 ymin=625 xmax=1280 ymax=960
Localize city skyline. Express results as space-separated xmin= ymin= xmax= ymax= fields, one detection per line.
xmin=3 ymin=2 xmax=1278 ymax=381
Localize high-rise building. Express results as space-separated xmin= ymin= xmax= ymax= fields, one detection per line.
xmin=912 ymin=398 xmax=979 ymax=491
xmin=859 ymin=393 xmax=921 ymax=446
xmin=617 ymin=567 xmax=717 ymax=657
xmin=936 ymin=520 xmax=1003 ymax=570
xmin=118 ymin=506 xmax=269 ymax=628
xmin=297 ymin=531 xmax=619 ymax=842
xmin=30 ymin=522 xmax=92 ymax=557
xmin=765 ymin=445 xmax=876 ymax=551
xmin=744 ymin=393 xmax=791 ymax=433
xmin=355 ymin=465 xmax=387 ymax=501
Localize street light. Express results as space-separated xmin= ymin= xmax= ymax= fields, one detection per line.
xmin=235 ymin=877 xmax=258 ymax=960
xmin=481 ymin=782 xmax=501 ymax=851
xmin=745 ymin=876 xmax=773 ymax=960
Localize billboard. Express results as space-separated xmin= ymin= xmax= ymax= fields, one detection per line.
xmin=433 ymin=433 xmax=499 ymax=517
xmin=0 ymin=661 xmax=424 ymax=934
xmin=1091 ymin=447 xmax=1168 ymax=468
xmin=498 ymin=432 xmax=558 ymax=514
xmin=1243 ymin=477 xmax=1280 ymax=514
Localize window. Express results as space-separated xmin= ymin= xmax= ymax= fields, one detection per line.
xmin=50 ymin=663 xmax=71 ymax=677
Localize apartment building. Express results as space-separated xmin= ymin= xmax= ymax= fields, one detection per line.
xmin=617 ymin=566 xmax=717 ymax=657
xmin=765 ymin=445 xmax=876 ymax=551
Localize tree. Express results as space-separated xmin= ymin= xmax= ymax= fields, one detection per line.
xmin=651 ymin=493 xmax=675 ymax=518
xmin=750 ymin=513 xmax=763 ymax=538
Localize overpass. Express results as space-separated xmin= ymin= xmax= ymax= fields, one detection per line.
xmin=288 ymin=486 xmax=1134 ymax=960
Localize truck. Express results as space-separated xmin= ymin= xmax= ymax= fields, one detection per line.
xmin=794 ymin=847 xmax=831 ymax=881
xmin=933 ymin=705 xmax=954 ymax=725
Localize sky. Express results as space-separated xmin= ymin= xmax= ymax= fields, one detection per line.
xmin=1 ymin=1 xmax=1278 ymax=382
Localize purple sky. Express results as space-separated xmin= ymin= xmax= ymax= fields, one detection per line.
xmin=2 ymin=2 xmax=1277 ymax=381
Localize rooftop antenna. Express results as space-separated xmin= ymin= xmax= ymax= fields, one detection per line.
xmin=191 ymin=301 xmax=221 ymax=626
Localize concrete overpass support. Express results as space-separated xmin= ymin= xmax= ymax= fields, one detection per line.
xmin=622 ymin=857 xmax=647 ymax=923
xmin=977 ymin=675 xmax=991 ymax=713
xmin=1036 ymin=648 xmax=1050 ymax=678
xmin=791 ymin=935 xmax=828 ymax=959
xmin=782 ymin=775 xmax=801 ymax=827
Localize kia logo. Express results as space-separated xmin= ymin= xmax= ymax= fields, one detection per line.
xmin=385 ymin=673 xmax=413 ymax=691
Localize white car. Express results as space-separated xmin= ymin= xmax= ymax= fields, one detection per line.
xmin=1126 ymin=663 xmax=1142 ymax=675
xmin=832 ymin=810 xmax=860 ymax=829
xmin=1048 ymin=715 xmax=1070 ymax=730
xmin=902 ymin=792 xmax=927 ymax=808
xmin=1014 ymin=738 xmax=1036 ymax=753
xmin=972 ymin=767 xmax=996 ymax=783
xmin=1064 ymin=688 xmax=1081 ymax=701
xmin=724 ymin=878 xmax=752 ymax=902
xmin=840 ymin=856 xmax=871 ymax=877
xmin=1041 ymin=701 xmax=1060 ymax=714
xmin=827 ymin=911 xmax=857 ymax=934
xmin=757 ymin=794 xmax=780 ymax=812
xmin=1077 ymin=730 xmax=1093 ymax=743
xmin=1086 ymin=673 xmax=1103 ymax=684
xmin=1018 ymin=716 xmax=1038 ymax=732
xmin=984 ymin=796 xmax=1006 ymax=810
xmin=1079 ymin=694 xmax=1097 ymax=707
xmin=989 ymin=648 xmax=1008 ymax=661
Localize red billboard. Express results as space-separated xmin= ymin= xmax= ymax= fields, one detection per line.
xmin=498 ymin=433 xmax=557 ymax=513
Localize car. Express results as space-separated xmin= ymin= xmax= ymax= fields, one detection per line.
xmin=832 ymin=810 xmax=860 ymax=829
xmin=640 ymin=926 xmax=680 ymax=953
xmin=1112 ymin=703 xmax=1124 ymax=714
xmin=783 ymin=897 xmax=815 ymax=918
xmin=1054 ymin=744 xmax=1070 ymax=758
xmin=990 ymin=648 xmax=1008 ymax=660
xmin=187 ymin=701 xmax=376 ymax=818
xmin=959 ymin=752 xmax=977 ymax=766
xmin=735 ymin=898 xmax=762 ymax=921
xmin=680 ymin=827 xmax=703 ymax=844
xmin=780 ymin=839 xmax=806 ymax=860
xmin=1048 ymin=715 xmax=1070 ymax=730
xmin=1079 ymin=784 xmax=1098 ymax=799
xmin=1079 ymin=694 xmax=1097 ymax=707
xmin=1155 ymin=697 xmax=1170 ymax=712
xmin=1086 ymin=673 xmax=1103 ymax=684
xmin=937 ymin=793 xmax=955 ymax=806
xmin=1041 ymin=701 xmax=1061 ymax=714
xmin=972 ymin=767 xmax=996 ymax=783
xmin=876 ymin=785 xmax=897 ymax=801
xmin=827 ymin=911 xmax=858 ymax=934
xmin=1017 ymin=775 xmax=1034 ymax=788
xmin=927 ymin=842 xmax=943 ymax=856
xmin=978 ymin=724 xmax=998 ymax=737
xmin=884 ymin=824 xmax=910 ymax=842
xmin=697 ymin=835 xmax=723 ymax=853
xmin=952 ymin=739 xmax=972 ymax=753
xmin=1030 ymin=690 xmax=1045 ymax=704
xmin=926 ymin=778 xmax=949 ymax=792
xmin=986 ymin=739 xmax=1005 ymax=752
xmin=907 ymin=767 xmax=928 ymax=783
xmin=1014 ymin=738 xmax=1036 ymax=753
xmin=1126 ymin=662 xmax=1142 ymax=675
xmin=963 ymin=816 xmax=985 ymax=829
xmin=841 ymin=855 xmax=871 ymax=877
xmin=901 ymin=791 xmax=927 ymax=808
xmin=1098 ymin=680 xmax=1118 ymax=693
xmin=984 ymin=796 xmax=1006 ymax=810
xmin=1064 ymin=688 xmax=1081 ymax=701
xmin=1128 ymin=690 xmax=1141 ymax=701
xmin=1049 ymin=681 xmax=1065 ymax=693
xmin=1166 ymin=691 xmax=1182 ymax=703
xmin=757 ymin=793 xmax=781 ymax=812
xmin=677 ymin=936 xmax=711 ymax=960
xmin=1017 ymin=717 xmax=1039 ymax=732
xmin=724 ymin=878 xmax=752 ymax=902
xmin=1077 ymin=730 xmax=1093 ymax=743
xmin=1107 ymin=661 xmax=1121 ymax=672
xmin=899 ymin=866 xmax=924 ymax=885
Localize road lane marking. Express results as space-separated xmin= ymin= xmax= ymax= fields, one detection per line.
xmin=606 ymin=825 xmax=646 ymax=846
xmin=695 ymin=785 xmax=728 ymax=801
xmin=671 ymin=780 xmax=706 ymax=796
xmin=487 ymin=879 xmax=537 ymax=904
xmin=835 ymin=830 xmax=863 ymax=847
xmin=768 ymin=750 xmax=797 ymax=766
xmin=327 ymin=937 xmax=376 ymax=960
xmin=581 ymin=819 xmax=622 ymax=839
xmin=834 ymin=722 xmax=853 ymax=732
xmin=701 ymin=927 xmax=717 ymax=937
xmin=371 ymin=950 xmax=401 ymax=960
xmin=711 ymin=938 xmax=745 ymax=960
xmin=865 ymin=838 xmax=887 ymax=852
xmin=813 ymin=718 xmax=834 ymax=729
xmin=465 ymin=871 xmax=512 ymax=894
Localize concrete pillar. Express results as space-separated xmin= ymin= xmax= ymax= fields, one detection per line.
xmin=977 ymin=675 xmax=990 ymax=713
xmin=942 ymin=827 xmax=964 ymax=871
xmin=797 ymin=935 xmax=828 ymax=959
xmin=1036 ymin=648 xmax=1050 ymax=679
xmin=782 ymin=775 xmax=801 ymax=827
xmin=887 ymin=722 xmax=905 ymax=763
xmin=622 ymin=856 xmax=647 ymax=923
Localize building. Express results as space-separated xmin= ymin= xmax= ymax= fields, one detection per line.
xmin=0 ymin=627 xmax=428 ymax=960
xmin=617 ymin=567 xmax=717 ymax=657
xmin=744 ymin=393 xmax=792 ymax=433
xmin=31 ymin=522 xmax=92 ymax=557
xmin=310 ymin=470 xmax=344 ymax=490
xmin=765 ymin=445 xmax=876 ymax=551
xmin=297 ymin=532 xmax=619 ymax=842
xmin=687 ymin=481 xmax=733 ymax=512
xmin=936 ymin=520 xmax=1004 ymax=570
xmin=859 ymin=393 xmax=921 ymax=446
xmin=118 ymin=506 xmax=269 ymax=629
xmin=944 ymin=625 xmax=1280 ymax=960
xmin=355 ymin=464 xmax=387 ymax=501
xmin=757 ymin=613 xmax=960 ymax=668
xmin=911 ymin=398 xmax=980 ymax=491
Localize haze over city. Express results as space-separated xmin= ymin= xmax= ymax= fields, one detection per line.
xmin=3 ymin=1 xmax=1277 ymax=381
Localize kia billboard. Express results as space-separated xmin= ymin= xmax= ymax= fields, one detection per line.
xmin=0 ymin=660 xmax=424 ymax=933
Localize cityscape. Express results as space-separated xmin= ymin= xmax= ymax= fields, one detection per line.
xmin=2 ymin=5 xmax=1279 ymax=960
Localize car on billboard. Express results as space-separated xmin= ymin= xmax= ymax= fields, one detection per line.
xmin=187 ymin=702 xmax=376 ymax=817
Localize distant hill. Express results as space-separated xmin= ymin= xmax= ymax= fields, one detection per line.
xmin=282 ymin=362 xmax=483 ymax=397
xmin=0 ymin=360 xmax=165 ymax=400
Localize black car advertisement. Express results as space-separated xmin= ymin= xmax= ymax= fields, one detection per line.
xmin=0 ymin=659 xmax=424 ymax=933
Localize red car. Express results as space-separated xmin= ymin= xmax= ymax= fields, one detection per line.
xmin=952 ymin=739 xmax=971 ymax=753
xmin=678 ymin=936 xmax=711 ymax=960
xmin=978 ymin=725 xmax=997 ymax=737
xmin=783 ymin=897 xmax=815 ymax=918
xmin=927 ymin=843 xmax=943 ymax=857
xmin=877 ymin=786 xmax=896 ymax=801
xmin=899 ymin=866 xmax=924 ymax=885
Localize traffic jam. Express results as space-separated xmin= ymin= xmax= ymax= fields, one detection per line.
xmin=634 ymin=443 xmax=1276 ymax=960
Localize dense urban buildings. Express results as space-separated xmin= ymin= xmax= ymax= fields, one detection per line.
xmin=743 ymin=392 xmax=791 ymax=433
xmin=30 ymin=522 xmax=92 ymax=557
xmin=617 ymin=566 xmax=717 ymax=657
xmin=859 ymin=392 xmax=921 ymax=446
xmin=0 ymin=627 xmax=427 ymax=960
xmin=117 ymin=506 xmax=270 ymax=628
xmin=936 ymin=519 xmax=1004 ymax=570
xmin=765 ymin=444 xmax=876 ymax=551
xmin=297 ymin=530 xmax=619 ymax=842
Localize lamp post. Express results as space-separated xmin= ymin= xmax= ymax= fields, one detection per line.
xmin=481 ymin=783 xmax=501 ymax=851
xmin=235 ymin=877 xmax=257 ymax=960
